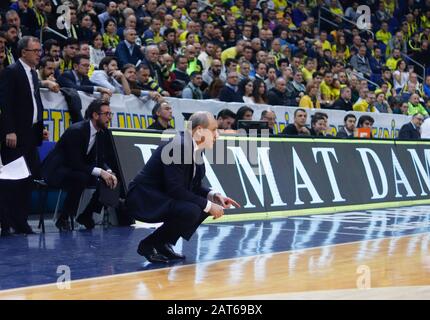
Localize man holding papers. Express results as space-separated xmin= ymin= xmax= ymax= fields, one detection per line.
xmin=0 ymin=36 xmax=45 ymax=236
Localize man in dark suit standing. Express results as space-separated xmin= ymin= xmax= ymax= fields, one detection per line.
xmin=57 ymin=54 xmax=112 ymax=123
xmin=0 ymin=36 xmax=44 ymax=235
xmin=58 ymin=54 xmax=112 ymax=96
xmin=398 ymin=113 xmax=424 ymax=140
xmin=41 ymin=99 xmax=118 ymax=231
xmin=126 ymin=111 xmax=240 ymax=263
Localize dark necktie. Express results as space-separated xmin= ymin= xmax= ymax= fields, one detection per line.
xmin=31 ymin=69 xmax=43 ymax=122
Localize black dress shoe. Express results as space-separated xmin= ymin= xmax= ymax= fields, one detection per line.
xmin=15 ymin=223 xmax=36 ymax=235
xmin=1 ymin=228 xmax=12 ymax=237
xmin=137 ymin=240 xmax=169 ymax=263
xmin=55 ymin=217 xmax=71 ymax=232
xmin=76 ymin=214 xmax=95 ymax=230
xmin=155 ymin=243 xmax=186 ymax=260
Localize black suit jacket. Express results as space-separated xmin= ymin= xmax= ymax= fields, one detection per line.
xmin=398 ymin=122 xmax=421 ymax=140
xmin=114 ymin=41 xmax=144 ymax=69
xmin=0 ymin=60 xmax=44 ymax=144
xmin=58 ymin=70 xmax=98 ymax=94
xmin=332 ymin=98 xmax=353 ymax=111
xmin=126 ymin=132 xmax=210 ymax=222
xmin=41 ymin=120 xmax=111 ymax=187
xmin=218 ymin=85 xmax=243 ymax=103
xmin=0 ymin=60 xmax=44 ymax=175
xmin=336 ymin=126 xmax=354 ymax=138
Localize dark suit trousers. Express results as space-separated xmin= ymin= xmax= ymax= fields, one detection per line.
xmin=0 ymin=137 xmax=41 ymax=229
xmin=0 ymin=180 xmax=10 ymax=229
xmin=145 ymin=200 xmax=210 ymax=245
xmin=59 ymin=170 xmax=103 ymax=218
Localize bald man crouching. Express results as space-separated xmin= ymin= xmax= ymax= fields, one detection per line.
xmin=126 ymin=112 xmax=240 ymax=263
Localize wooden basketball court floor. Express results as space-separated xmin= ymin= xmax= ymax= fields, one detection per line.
xmin=1 ymin=205 xmax=430 ymax=300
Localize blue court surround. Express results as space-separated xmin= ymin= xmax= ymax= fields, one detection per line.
xmin=1 ymin=205 xmax=430 ymax=291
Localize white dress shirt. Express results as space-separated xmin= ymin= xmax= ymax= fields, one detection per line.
xmin=421 ymin=118 xmax=430 ymax=139
xmin=87 ymin=120 xmax=102 ymax=177
xmin=19 ymin=58 xmax=38 ymax=124
xmin=125 ymin=40 xmax=135 ymax=56
xmin=192 ymin=138 xmax=217 ymax=213
xmin=90 ymin=70 xmax=124 ymax=94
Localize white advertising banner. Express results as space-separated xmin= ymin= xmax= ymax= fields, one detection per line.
xmin=40 ymin=89 xmax=410 ymax=141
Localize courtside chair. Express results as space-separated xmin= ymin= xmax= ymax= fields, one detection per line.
xmin=35 ymin=141 xmax=74 ymax=233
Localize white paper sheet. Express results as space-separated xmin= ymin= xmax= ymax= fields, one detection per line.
xmin=0 ymin=157 xmax=31 ymax=180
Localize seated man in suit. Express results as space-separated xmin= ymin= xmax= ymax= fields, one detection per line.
xmin=115 ymin=28 xmax=144 ymax=69
xmin=41 ymin=99 xmax=118 ymax=231
xmin=126 ymin=111 xmax=240 ymax=263
xmin=398 ymin=113 xmax=424 ymax=140
xmin=336 ymin=114 xmax=356 ymax=138
xmin=58 ymin=54 xmax=112 ymax=97
xmin=218 ymin=71 xmax=243 ymax=103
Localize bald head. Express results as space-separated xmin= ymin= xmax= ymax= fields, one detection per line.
xmin=145 ymin=45 xmax=159 ymax=62
xmin=188 ymin=111 xmax=214 ymax=130
xmin=188 ymin=111 xmax=219 ymax=149
xmin=275 ymin=78 xmax=287 ymax=92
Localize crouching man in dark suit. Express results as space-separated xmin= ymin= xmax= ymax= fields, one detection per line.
xmin=126 ymin=111 xmax=240 ymax=263
xmin=41 ymin=99 xmax=118 ymax=231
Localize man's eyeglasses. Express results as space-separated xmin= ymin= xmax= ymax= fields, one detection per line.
xmin=25 ymin=49 xmax=42 ymax=53
xmin=98 ymin=112 xmax=114 ymax=117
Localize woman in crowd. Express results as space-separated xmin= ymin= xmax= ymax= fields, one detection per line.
xmin=332 ymin=35 xmax=350 ymax=60
xmin=252 ymin=79 xmax=268 ymax=104
xmin=102 ymin=18 xmax=120 ymax=54
xmin=299 ymin=81 xmax=321 ymax=109
xmin=374 ymin=92 xmax=392 ymax=113
xmin=393 ymin=60 xmax=409 ymax=94
xmin=78 ymin=14 xmax=94 ymax=42
xmin=233 ymin=106 xmax=254 ymax=130
xmin=309 ymin=114 xmax=326 ymax=137
xmin=223 ymin=27 xmax=237 ymax=49
xmin=203 ymin=78 xmax=225 ymax=100
xmin=238 ymin=78 xmax=254 ymax=104
xmin=89 ymin=32 xmax=106 ymax=69
xmin=265 ymin=66 xmax=277 ymax=91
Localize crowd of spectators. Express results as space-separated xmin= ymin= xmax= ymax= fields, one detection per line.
xmin=1 ymin=0 xmax=430 ymax=139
